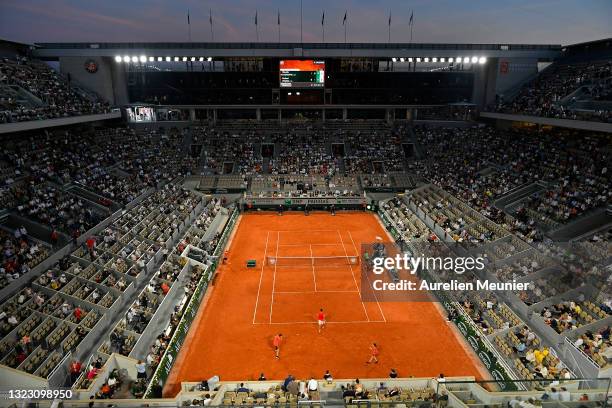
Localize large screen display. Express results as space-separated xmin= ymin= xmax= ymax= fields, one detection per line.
xmin=279 ymin=60 xmax=325 ymax=88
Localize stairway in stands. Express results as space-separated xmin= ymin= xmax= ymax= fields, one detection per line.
xmin=181 ymin=128 xmax=192 ymax=155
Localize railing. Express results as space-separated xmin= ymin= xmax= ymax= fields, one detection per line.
xmin=565 ymin=337 xmax=602 ymax=369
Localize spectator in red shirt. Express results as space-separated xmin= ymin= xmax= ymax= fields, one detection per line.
xmin=70 ymin=360 xmax=82 ymax=383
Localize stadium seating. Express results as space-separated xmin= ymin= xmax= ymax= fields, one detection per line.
xmin=0 ymin=57 xmax=111 ymax=123
xmin=493 ymin=59 xmax=611 ymax=122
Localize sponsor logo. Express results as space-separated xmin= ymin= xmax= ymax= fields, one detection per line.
xmin=467 ymin=335 xmax=479 ymax=351
xmin=478 ymin=350 xmax=492 ymax=369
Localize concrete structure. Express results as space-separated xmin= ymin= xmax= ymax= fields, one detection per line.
xmin=32 ymin=42 xmax=562 ymax=110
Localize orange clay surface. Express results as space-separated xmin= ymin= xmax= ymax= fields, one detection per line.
xmin=165 ymin=212 xmax=483 ymax=396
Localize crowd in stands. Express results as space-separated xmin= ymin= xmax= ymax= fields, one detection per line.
xmin=0 ymin=125 xmax=200 ymax=269
xmin=381 ymin=177 xmax=609 ymax=381
xmin=0 ymin=181 xmax=206 ymax=392
xmin=0 ymin=56 xmax=111 ymax=123
xmin=412 ymin=126 xmax=610 ymax=236
xmin=199 ymin=124 xmax=409 ymax=179
xmin=89 ymin=194 xmax=223 ymax=398
xmin=493 ymin=60 xmax=611 ymax=122
xmin=541 ymin=299 xmax=610 ymax=334
xmin=499 ymin=326 xmax=571 ymax=381
xmin=0 ymin=227 xmax=48 ymax=289
xmin=574 ymin=325 xmax=611 ymax=368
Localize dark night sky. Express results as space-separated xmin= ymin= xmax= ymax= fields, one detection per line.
xmin=0 ymin=0 xmax=610 ymax=45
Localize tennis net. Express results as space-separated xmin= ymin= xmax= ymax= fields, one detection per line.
xmin=267 ymin=255 xmax=359 ymax=267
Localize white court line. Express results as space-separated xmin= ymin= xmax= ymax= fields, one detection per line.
xmin=278 ymin=243 xmax=343 ymax=247
xmin=269 ymin=231 xmax=280 ymax=324
xmin=253 ymin=320 xmax=385 ymax=325
xmin=274 ymin=290 xmax=360 ymax=294
xmin=270 ymin=229 xmax=338 ymax=233
xmin=348 ymin=230 xmax=387 ymax=323
xmin=337 ymin=230 xmax=370 ymax=322
xmin=252 ymin=231 xmax=270 ymax=324
xmin=309 ymin=244 xmax=317 ymax=292
xmin=273 ymin=265 xmax=352 ymax=269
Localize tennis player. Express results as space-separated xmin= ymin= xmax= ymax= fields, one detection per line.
xmin=367 ymin=342 xmax=379 ymax=364
xmin=317 ymin=308 xmax=326 ymax=333
xmin=273 ymin=333 xmax=283 ymax=359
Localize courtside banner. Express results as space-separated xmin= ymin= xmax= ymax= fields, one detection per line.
xmin=359 ymin=241 xmax=606 ymax=303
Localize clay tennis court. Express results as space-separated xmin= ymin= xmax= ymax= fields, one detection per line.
xmin=164 ymin=212 xmax=484 ymax=396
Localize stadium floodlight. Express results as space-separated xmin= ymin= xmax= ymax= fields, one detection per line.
xmin=174 ymin=57 xmax=179 ymax=61
xmin=391 ymin=57 xmax=397 ymax=62
xmin=416 ymin=57 xmax=421 ymax=62
xmin=139 ymin=55 xmax=146 ymax=63
xmin=440 ymin=57 xmax=445 ymax=63
xmin=165 ymin=56 xmax=171 ymax=62
xmin=148 ymin=56 xmax=154 ymax=62
xmin=199 ymin=57 xmax=204 ymax=62
xmin=114 ymin=56 xmax=122 ymax=63
xmin=456 ymin=57 xmax=462 ymax=63
xmin=207 ymin=57 xmax=213 ymax=62
xmin=479 ymin=56 xmax=487 ymax=64
xmin=399 ymin=57 xmax=405 ymax=62
xmin=288 ymin=92 xmax=292 ymax=96
xmin=296 ymin=92 xmax=301 ymax=95
xmin=448 ymin=57 xmax=454 ymax=63
xmin=432 ymin=57 xmax=437 ymax=62
xmin=132 ymin=56 xmax=138 ymax=63
xmin=190 ymin=57 xmax=196 ymax=62
xmin=408 ymin=57 xmax=413 ymax=62
xmin=182 ymin=56 xmax=188 ymax=62
xmin=424 ymin=57 xmax=429 ymax=62
xmin=123 ymin=55 xmax=130 ymax=63
xmin=471 ymin=56 xmax=478 ymax=63
xmin=157 ymin=57 xmax=163 ymax=62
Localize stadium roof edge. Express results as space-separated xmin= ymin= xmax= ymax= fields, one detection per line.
xmin=32 ymin=42 xmax=563 ymax=59
xmin=34 ymin=41 xmax=562 ymax=50
xmin=0 ymin=38 xmax=37 ymax=48
xmin=563 ymin=37 xmax=612 ymax=48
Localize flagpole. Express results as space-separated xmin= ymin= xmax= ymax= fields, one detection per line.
xmin=278 ymin=10 xmax=281 ymax=43
xmin=187 ymin=10 xmax=192 ymax=42
xmin=343 ymin=12 xmax=347 ymax=43
xmin=322 ymin=11 xmax=325 ymax=43
xmin=210 ymin=9 xmax=214 ymax=42
xmin=388 ymin=12 xmax=391 ymax=43
xmin=409 ymin=11 xmax=414 ymax=43
xmin=255 ymin=10 xmax=259 ymax=42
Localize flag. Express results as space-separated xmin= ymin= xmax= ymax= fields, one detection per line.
xmin=277 ymin=9 xmax=280 ymax=25
xmin=409 ymin=10 xmax=414 ymax=25
xmin=187 ymin=9 xmax=190 ymax=25
xmin=255 ymin=10 xmax=258 ymax=25
xmin=209 ymin=9 xmax=213 ymax=25
xmin=388 ymin=11 xmax=391 ymax=26
xmin=342 ymin=11 xmax=347 ymax=25
xmin=322 ymin=11 xmax=325 ymax=25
